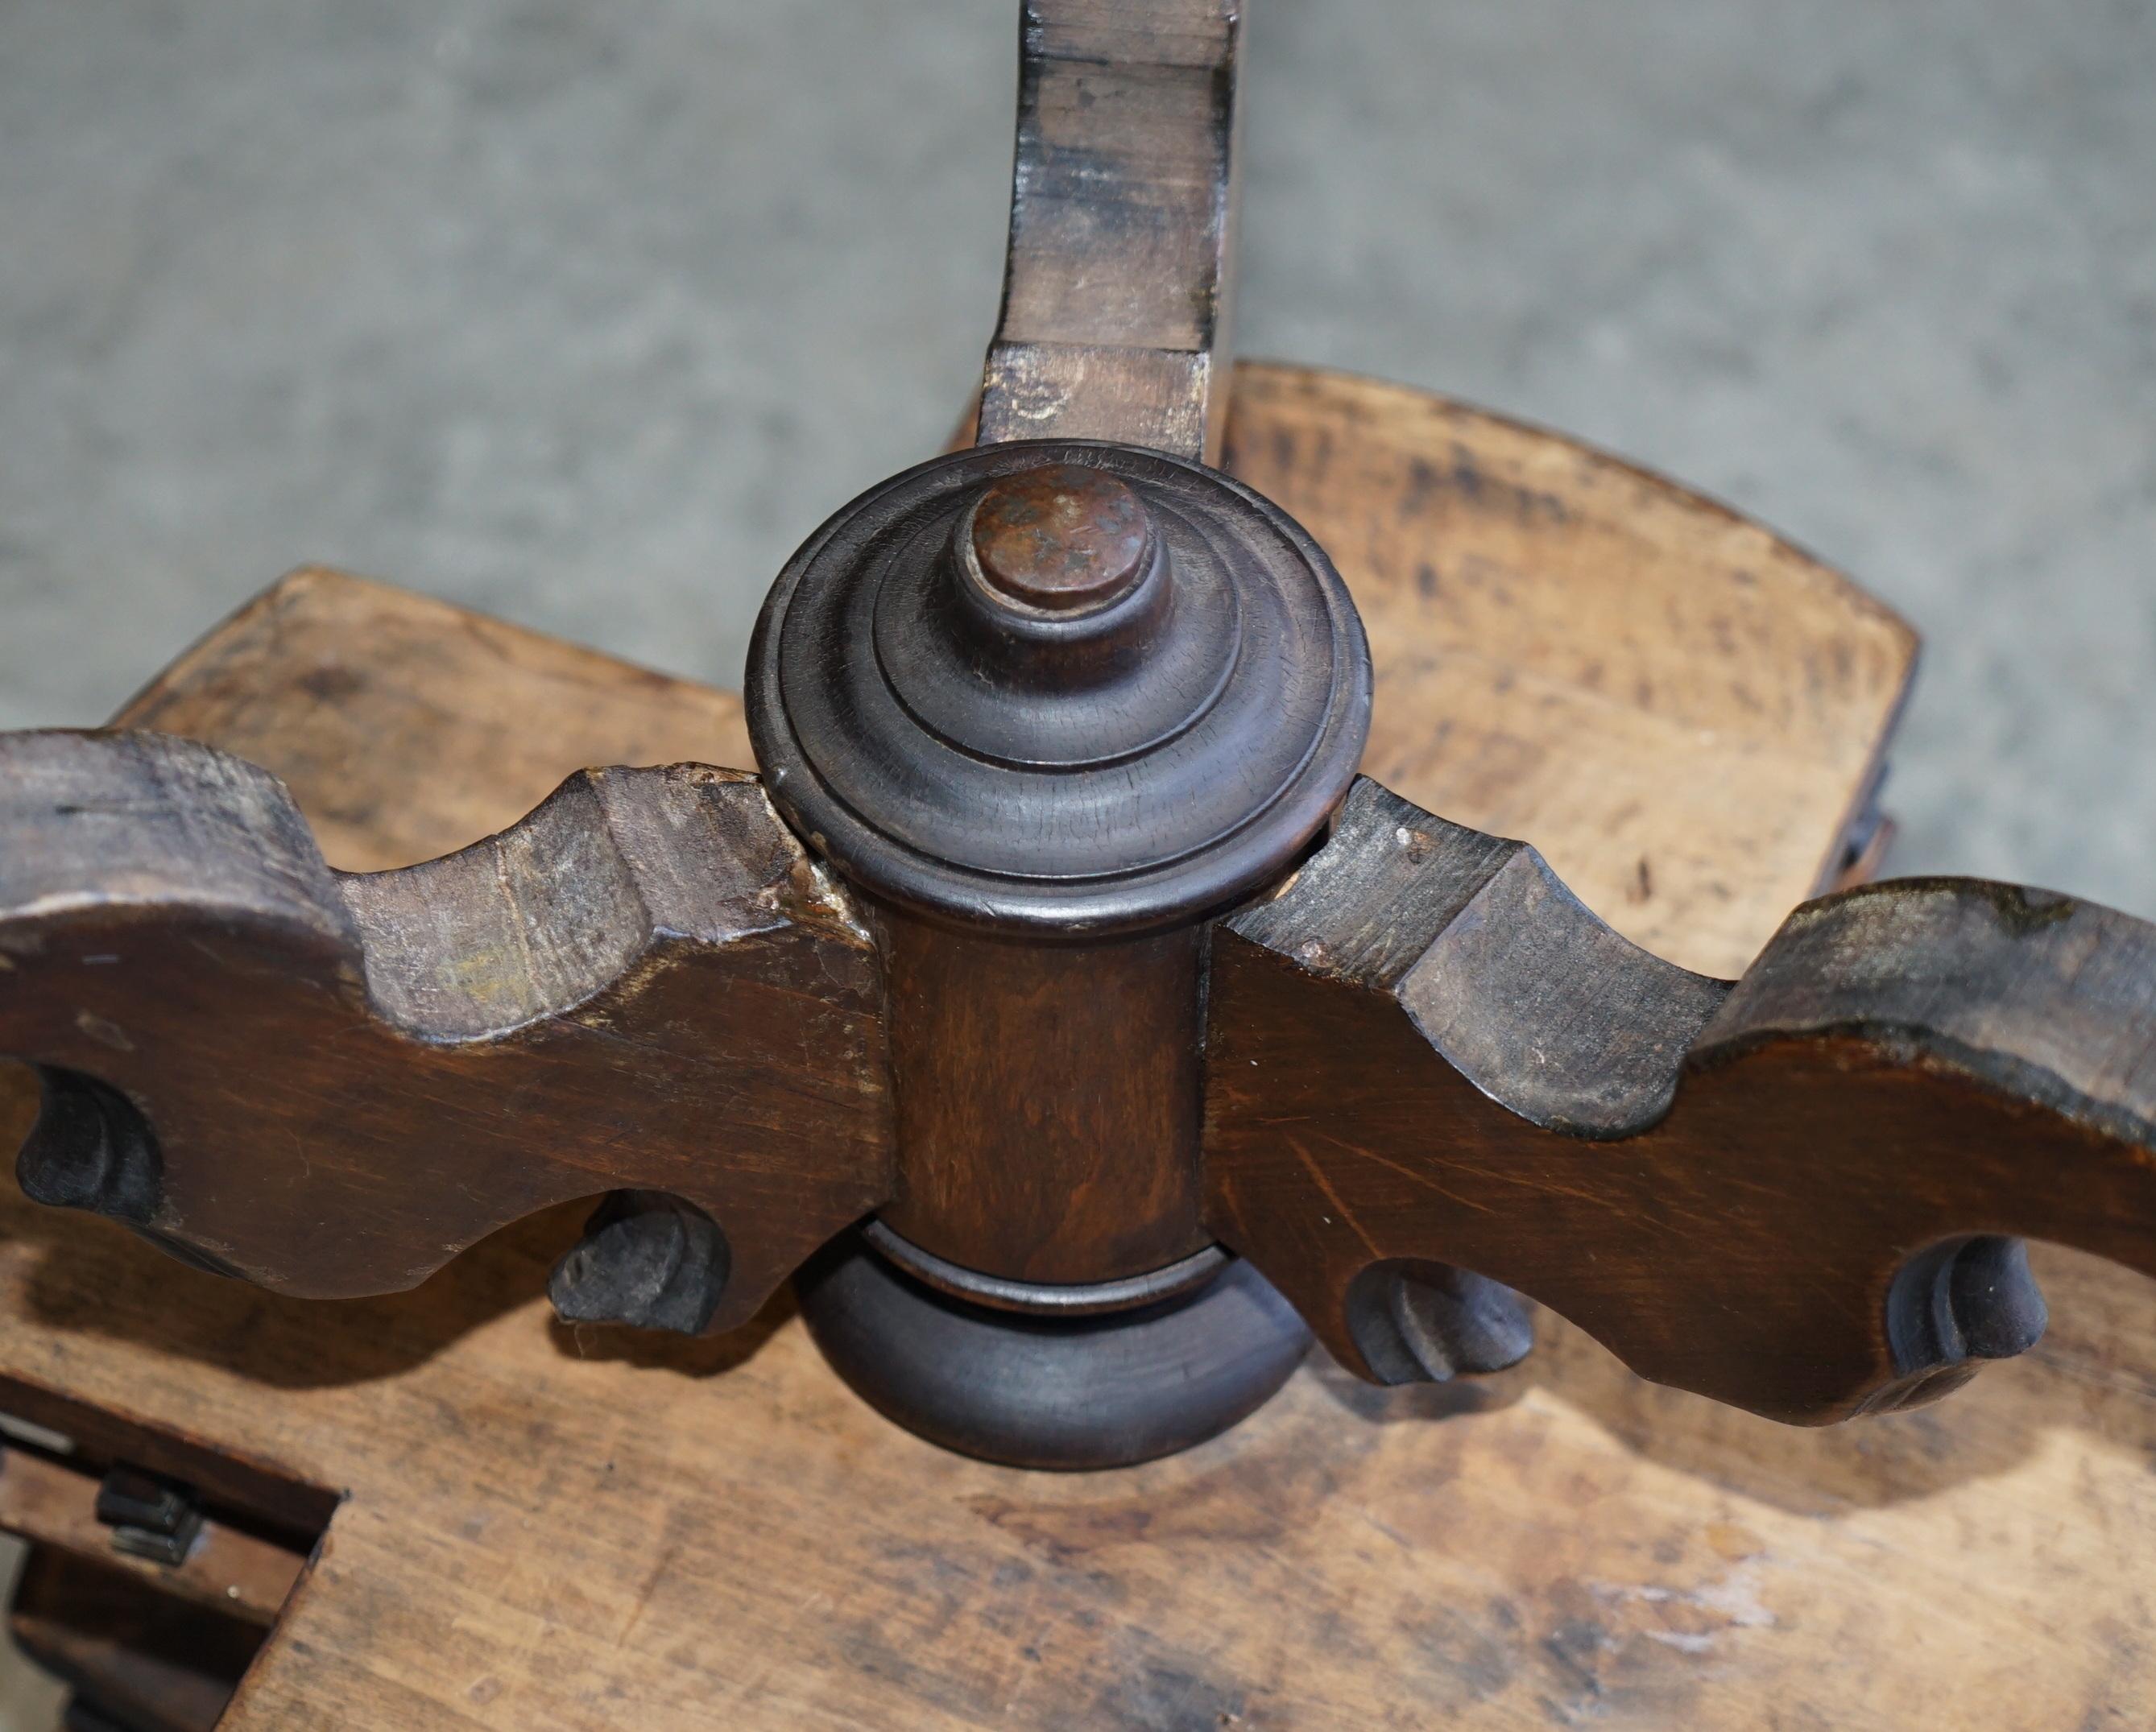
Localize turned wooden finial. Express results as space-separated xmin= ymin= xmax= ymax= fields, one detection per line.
xmin=745 ymin=442 xmax=1372 ymax=937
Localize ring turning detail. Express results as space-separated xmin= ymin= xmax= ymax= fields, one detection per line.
xmin=745 ymin=440 xmax=1372 ymax=937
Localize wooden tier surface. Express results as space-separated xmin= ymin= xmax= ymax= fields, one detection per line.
xmin=5 ymin=365 xmax=2146 ymax=1730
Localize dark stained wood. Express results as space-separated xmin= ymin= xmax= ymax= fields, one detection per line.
xmin=746 ymin=436 xmax=1365 ymax=1296
xmin=0 ymin=730 xmax=890 ymax=1333
xmin=1206 ymin=776 xmax=2156 ymax=1423
xmin=968 ymin=464 xmax=1154 ymax=610
xmin=976 ymin=0 xmax=1240 ymax=461
xmin=798 ymin=1231 xmax=1304 ymax=1470
xmin=0 ymin=0 xmax=1956 ymax=1530
xmin=747 ymin=439 xmax=1368 ymax=939
xmin=0 ymin=546 xmax=2149 ymax=1726
xmin=873 ymin=914 xmax=1210 ymax=1283
xmin=20 ymin=355 xmax=1915 ymax=1335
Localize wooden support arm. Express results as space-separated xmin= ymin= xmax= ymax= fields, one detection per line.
xmin=976 ymin=0 xmax=1241 ymax=461
xmin=0 ymin=730 xmax=892 ymax=1333
xmin=1203 ymin=776 xmax=2156 ymax=1424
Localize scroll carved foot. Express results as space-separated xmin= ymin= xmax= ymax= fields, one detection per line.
xmin=1347 ymin=1263 xmax=1537 ymax=1387
xmin=548 ymin=1191 xmax=732 ymax=1337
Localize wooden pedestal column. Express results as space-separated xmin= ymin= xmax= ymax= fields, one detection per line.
xmin=747 ymin=438 xmax=1368 ymax=1463
xmin=873 ymin=915 xmax=1207 ymax=1285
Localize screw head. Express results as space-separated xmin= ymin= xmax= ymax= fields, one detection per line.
xmin=968 ymin=465 xmax=1152 ymax=613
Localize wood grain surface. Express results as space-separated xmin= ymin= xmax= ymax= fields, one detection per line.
xmin=1207 ymin=775 xmax=2156 ymax=1424
xmin=6 ymin=365 xmax=2146 ymax=1729
xmin=976 ymin=0 xmax=1239 ymax=461
xmin=0 ymin=733 xmax=890 ymax=1331
xmin=9 ymin=1548 xmax=263 ymax=1732
xmin=0 ymin=1447 xmax=302 ymax=1630
xmin=1224 ymin=365 xmax=1915 ymax=981
xmin=120 ymin=568 xmax=755 ymax=874
xmin=873 ymin=916 xmax=1214 ymax=1283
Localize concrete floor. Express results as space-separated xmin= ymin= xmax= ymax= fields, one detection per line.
xmin=2 ymin=0 xmax=2153 ymax=913
xmin=0 ymin=0 xmax=2150 ymax=1718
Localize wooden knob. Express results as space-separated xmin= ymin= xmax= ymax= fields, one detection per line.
xmin=747 ymin=442 xmax=1372 ymax=936
xmin=966 ymin=465 xmax=1152 ymax=614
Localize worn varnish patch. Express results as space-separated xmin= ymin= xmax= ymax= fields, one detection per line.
xmin=1224 ymin=365 xmax=1916 ymax=979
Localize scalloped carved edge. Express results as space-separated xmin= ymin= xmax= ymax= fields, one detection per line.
xmin=1205 ymin=776 xmax=2156 ymax=1422
xmin=0 ymin=730 xmax=892 ymax=1331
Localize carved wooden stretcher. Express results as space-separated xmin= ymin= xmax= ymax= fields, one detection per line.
xmin=2 ymin=4 xmax=2152 ymax=1726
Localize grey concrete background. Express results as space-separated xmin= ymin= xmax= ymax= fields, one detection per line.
xmin=0 ymin=2 xmax=2150 ymax=1720
xmin=5 ymin=1 xmax=2154 ymax=914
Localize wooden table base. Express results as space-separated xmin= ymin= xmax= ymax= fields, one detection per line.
xmin=5 ymin=366 xmax=2145 ymax=1730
